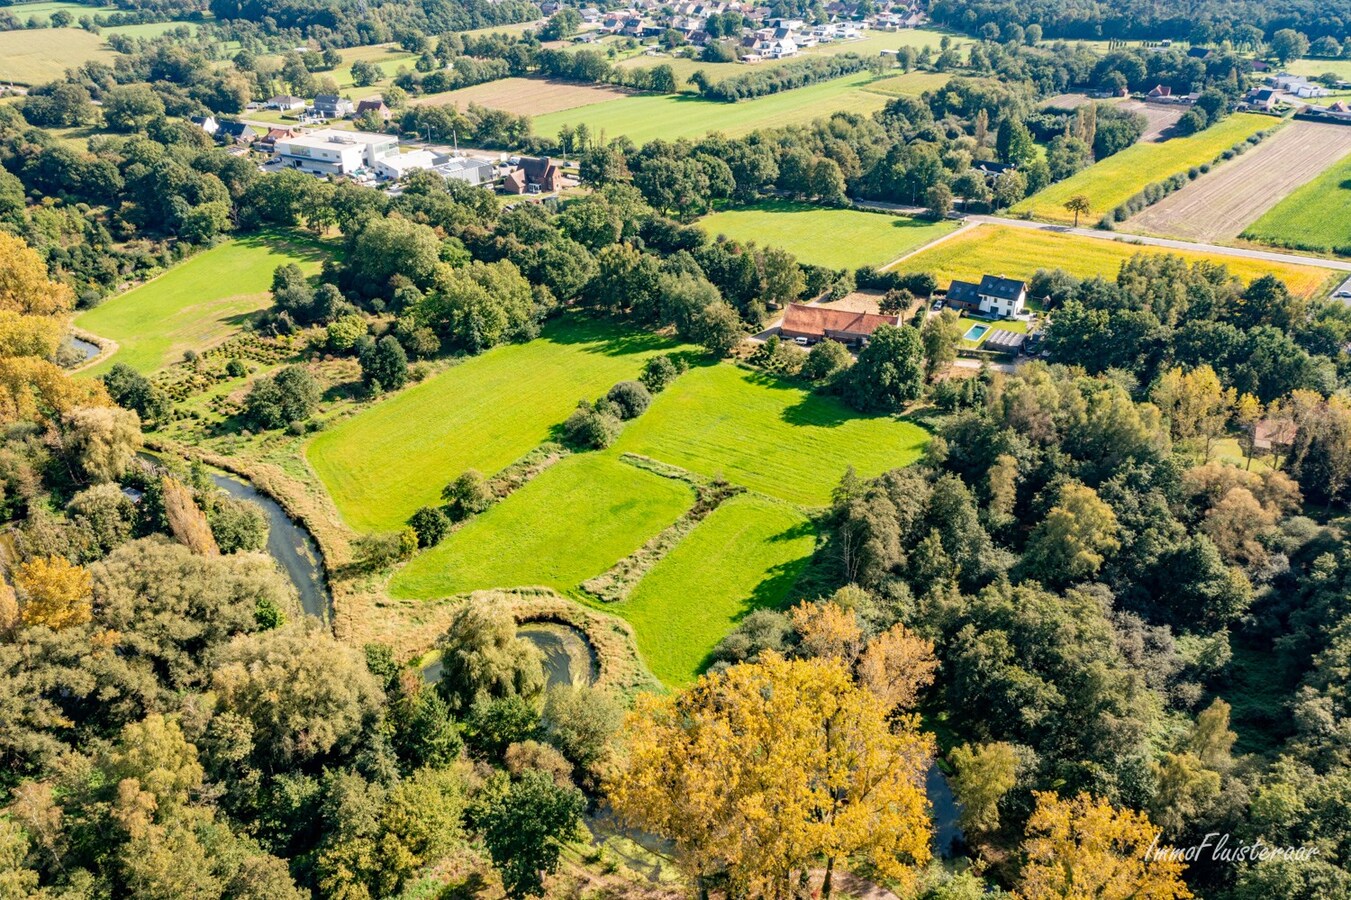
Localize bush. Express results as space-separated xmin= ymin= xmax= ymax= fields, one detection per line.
xmin=442 ymin=469 xmax=493 ymax=519
xmin=409 ymin=506 xmax=451 ymax=547
xmin=639 ymin=354 xmax=686 ymax=393
xmin=243 ymin=366 xmax=320 ymax=430
xmin=605 ymin=381 xmax=651 ymax=419
xmin=564 ymin=402 xmax=622 ymax=449
xmin=353 ymin=530 xmax=417 ymax=571
xmin=225 ymin=358 xmax=248 ymax=378
xmin=801 ymin=339 xmax=852 ymax=382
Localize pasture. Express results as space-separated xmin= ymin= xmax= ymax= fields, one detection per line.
xmin=4 ymin=1 xmax=115 ymax=23
xmin=307 ymin=317 xmax=684 ymax=532
xmin=867 ymin=70 xmax=951 ymax=97
xmin=1128 ymin=121 xmax=1351 ymax=242
xmin=413 ymin=77 xmax=630 ymax=115
xmin=0 ymin=27 xmax=114 ymax=84
xmin=388 ymin=454 xmax=693 ymax=599
xmin=1242 ymin=152 xmax=1351 ymax=255
xmin=612 ymin=363 xmax=930 ymax=507
xmin=698 ymin=201 xmax=959 ymax=270
xmin=889 ymin=224 xmax=1338 ymax=298
xmin=527 ymin=70 xmax=895 ymax=144
xmin=615 ymin=495 xmax=817 ymax=686
xmin=75 ymin=234 xmax=326 ymax=377
xmin=1010 ymin=114 xmax=1276 ymax=225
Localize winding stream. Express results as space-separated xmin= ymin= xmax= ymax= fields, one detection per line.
xmin=207 ymin=471 xmax=332 ymax=623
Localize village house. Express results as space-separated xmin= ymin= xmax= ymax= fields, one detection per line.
xmin=215 ymin=120 xmax=258 ymax=144
xmin=1244 ymin=88 xmax=1281 ymax=112
xmin=190 ymin=115 xmax=219 ymax=135
xmin=779 ymin=304 xmax=900 ymax=347
xmin=503 ymin=157 xmax=561 ymax=194
xmin=266 ymin=94 xmax=306 ymax=111
xmin=355 ymin=99 xmax=392 ymax=122
xmin=313 ymin=94 xmax=355 ymax=119
xmin=944 ymin=275 xmax=1028 ymax=319
xmin=259 ymin=126 xmax=299 ymax=151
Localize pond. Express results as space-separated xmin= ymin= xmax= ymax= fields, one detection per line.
xmin=963 ymin=323 xmax=989 ymax=342
xmin=208 ymin=471 xmax=332 ymax=623
xmin=420 ymin=620 xmax=598 ymax=689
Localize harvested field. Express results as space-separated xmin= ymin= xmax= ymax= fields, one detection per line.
xmin=1128 ymin=121 xmax=1351 ymax=242
xmin=1116 ymin=100 xmax=1187 ymax=142
xmin=411 ymin=76 xmax=632 ymax=115
xmin=1243 ymin=152 xmax=1351 ymax=255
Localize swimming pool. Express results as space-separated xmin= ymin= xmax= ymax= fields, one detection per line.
xmin=963 ymin=324 xmax=989 ymax=341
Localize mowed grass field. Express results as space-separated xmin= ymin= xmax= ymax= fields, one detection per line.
xmin=1242 ymin=152 xmax=1351 ymax=255
xmin=1011 ymin=114 xmax=1276 ymax=225
xmin=890 ymin=224 xmax=1338 ymax=298
xmin=615 ymin=494 xmax=816 ymax=685
xmin=529 ymin=70 xmax=896 ymax=144
xmin=698 ymin=201 xmax=959 ymax=269
xmin=389 ymin=453 xmax=693 ymax=599
xmin=613 ymin=363 xmax=930 ymax=507
xmin=76 ymin=234 xmax=326 ymax=377
xmin=413 ymin=76 xmax=630 ymax=115
xmin=0 ymin=27 xmax=114 ymax=84
xmin=308 ymin=317 xmax=684 ymax=532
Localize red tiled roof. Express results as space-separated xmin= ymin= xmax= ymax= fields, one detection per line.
xmin=780 ymin=303 xmax=900 ymax=338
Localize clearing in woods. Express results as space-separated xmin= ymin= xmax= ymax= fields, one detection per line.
xmin=1010 ymin=114 xmax=1276 ymax=225
xmin=411 ymin=77 xmax=632 ymax=115
xmin=888 ymin=224 xmax=1338 ymax=299
xmin=1127 ymin=121 xmax=1351 ymax=243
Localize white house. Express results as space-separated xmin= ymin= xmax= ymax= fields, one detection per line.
xmin=945 ymin=274 xmax=1028 ymax=319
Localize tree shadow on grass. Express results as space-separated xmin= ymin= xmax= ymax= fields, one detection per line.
xmin=691 ymin=518 xmax=817 ymax=678
xmin=233 ymin=230 xmax=332 ymax=266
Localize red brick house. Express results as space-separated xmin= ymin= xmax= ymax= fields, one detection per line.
xmin=503 ymin=157 xmax=561 ymax=194
xmin=779 ymin=304 xmax=900 ymax=347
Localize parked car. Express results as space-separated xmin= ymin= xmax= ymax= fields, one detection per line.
xmin=931 ymin=300 xmax=944 ymax=312
xmin=1334 ymin=290 xmax=1351 ymax=299
xmin=792 ymin=336 xmax=809 ymax=346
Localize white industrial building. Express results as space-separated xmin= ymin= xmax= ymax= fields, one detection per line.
xmin=272 ymin=129 xmax=398 ymax=176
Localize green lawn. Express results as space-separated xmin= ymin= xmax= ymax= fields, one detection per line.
xmin=529 ymin=70 xmax=895 ymax=144
xmin=1242 ymin=153 xmax=1351 ymax=255
xmin=614 ymin=494 xmax=816 ymax=686
xmin=1011 ymin=114 xmax=1277 ymax=225
xmin=892 ymin=224 xmax=1336 ymax=299
xmin=962 ymin=318 xmax=1030 ymax=347
xmin=613 ymin=363 xmax=930 ymax=507
xmin=307 ymin=317 xmax=685 ymax=532
xmin=389 ymin=453 xmax=693 ymax=599
xmin=75 ymin=234 xmax=326 ymax=377
xmin=698 ymin=201 xmax=959 ymax=270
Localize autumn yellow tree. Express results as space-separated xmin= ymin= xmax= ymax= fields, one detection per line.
xmin=162 ymin=477 xmax=220 ymax=556
xmin=1150 ymin=365 xmax=1235 ymax=459
xmin=856 ymin=623 xmax=938 ymax=713
xmin=608 ymin=653 xmax=933 ymax=900
xmin=1022 ymin=482 xmax=1120 ymax=585
xmin=1017 ymin=791 xmax=1191 ymax=900
xmin=0 ymin=356 xmax=108 ymax=426
xmin=790 ymin=600 xmax=863 ymax=662
xmin=949 ymin=742 xmax=1019 ymax=835
xmin=14 ymin=554 xmax=93 ymax=630
xmin=0 ymin=232 xmax=74 ymax=317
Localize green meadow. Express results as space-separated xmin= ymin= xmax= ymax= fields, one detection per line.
xmin=615 ymin=494 xmax=816 ymax=685
xmin=613 ymin=363 xmax=929 ymax=507
xmin=75 ymin=234 xmax=326 ymax=376
xmin=389 ymin=454 xmax=693 ymax=599
xmin=529 ymin=70 xmax=896 ymax=144
xmin=308 ymin=317 xmax=684 ymax=532
xmin=698 ymin=201 xmax=959 ymax=270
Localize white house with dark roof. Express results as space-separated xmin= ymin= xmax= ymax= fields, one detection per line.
xmin=945 ymin=275 xmax=1028 ymax=319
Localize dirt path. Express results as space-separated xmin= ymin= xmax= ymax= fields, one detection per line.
xmin=1126 ymin=120 xmax=1351 ymax=242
